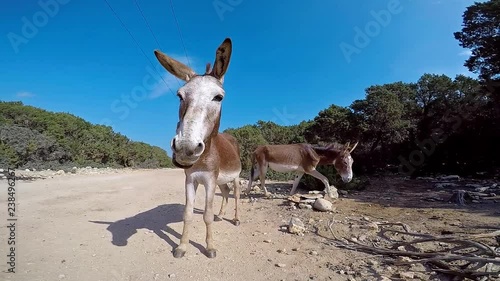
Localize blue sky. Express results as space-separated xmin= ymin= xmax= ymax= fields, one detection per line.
xmin=0 ymin=0 xmax=478 ymax=154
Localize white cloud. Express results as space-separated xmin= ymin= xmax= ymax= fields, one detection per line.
xmin=459 ymin=50 xmax=472 ymax=56
xmin=16 ymin=91 xmax=35 ymax=98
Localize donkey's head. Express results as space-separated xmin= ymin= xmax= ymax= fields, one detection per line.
xmin=154 ymin=38 xmax=232 ymax=168
xmin=328 ymin=142 xmax=358 ymax=183
xmin=321 ymin=142 xmax=358 ymax=182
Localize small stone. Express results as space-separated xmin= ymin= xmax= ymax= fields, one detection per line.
xmin=358 ymin=235 xmax=367 ymax=241
xmin=367 ymin=222 xmax=379 ymax=231
xmin=309 ymin=250 xmax=318 ymax=256
xmin=292 ymin=247 xmax=299 ymax=251
xmin=264 ymin=239 xmax=272 ymax=243
xmin=277 ymin=249 xmax=286 ymax=254
xmin=58 ymin=274 xmax=66 ymax=279
xmin=275 ymin=263 xmax=286 ymax=268
xmin=298 ymin=203 xmax=312 ymax=209
xmin=288 ymin=217 xmax=306 ymax=235
xmin=363 ymin=216 xmax=370 ymax=221
xmin=326 ymin=186 xmax=339 ymax=199
xmin=439 ymin=175 xmax=460 ymax=181
xmin=168 ymin=273 xmax=176 ymax=278
xmin=399 ymin=272 xmax=414 ymax=279
xmin=313 ymin=198 xmax=333 ymax=212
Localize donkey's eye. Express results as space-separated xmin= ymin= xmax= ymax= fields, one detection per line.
xmin=212 ymin=95 xmax=223 ymax=102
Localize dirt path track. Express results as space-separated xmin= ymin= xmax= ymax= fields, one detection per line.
xmin=1 ymin=169 xmax=498 ymax=281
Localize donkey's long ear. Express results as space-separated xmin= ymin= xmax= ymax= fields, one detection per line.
xmin=154 ymin=50 xmax=196 ymax=82
xmin=210 ymin=38 xmax=232 ymax=83
xmin=349 ymin=141 xmax=359 ymax=153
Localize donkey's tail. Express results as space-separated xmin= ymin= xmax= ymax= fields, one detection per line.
xmin=249 ymin=153 xmax=259 ymax=181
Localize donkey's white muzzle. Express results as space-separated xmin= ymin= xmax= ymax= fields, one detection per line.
xmin=171 ymin=137 xmax=205 ymax=166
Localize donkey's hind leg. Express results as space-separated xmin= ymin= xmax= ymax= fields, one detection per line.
xmin=232 ymin=178 xmax=241 ymax=226
xmin=258 ymin=161 xmax=271 ymax=197
xmin=215 ymin=184 xmax=230 ymax=221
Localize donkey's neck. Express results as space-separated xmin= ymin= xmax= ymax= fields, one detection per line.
xmin=313 ymin=144 xmax=342 ymax=165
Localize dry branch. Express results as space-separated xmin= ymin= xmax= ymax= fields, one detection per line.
xmin=327 ymin=220 xmax=500 ymax=280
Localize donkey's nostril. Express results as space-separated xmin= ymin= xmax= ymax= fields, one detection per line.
xmin=194 ymin=142 xmax=205 ymax=156
xmin=171 ymin=138 xmax=177 ymax=152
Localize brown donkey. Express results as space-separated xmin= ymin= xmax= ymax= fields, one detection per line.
xmin=246 ymin=142 xmax=358 ymax=198
xmin=154 ymin=38 xmax=241 ymax=259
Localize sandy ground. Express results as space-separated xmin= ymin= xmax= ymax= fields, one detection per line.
xmin=0 ymin=169 xmax=499 ymax=281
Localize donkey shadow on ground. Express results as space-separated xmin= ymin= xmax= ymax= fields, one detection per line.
xmin=89 ymin=203 xmax=210 ymax=256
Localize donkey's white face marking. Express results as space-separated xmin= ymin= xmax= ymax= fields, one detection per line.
xmin=335 ymin=154 xmax=354 ymax=183
xmin=172 ymin=75 xmax=225 ymax=166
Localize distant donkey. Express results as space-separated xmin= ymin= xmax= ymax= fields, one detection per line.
xmin=154 ymin=38 xmax=241 ymax=259
xmin=246 ymin=142 xmax=358 ymax=198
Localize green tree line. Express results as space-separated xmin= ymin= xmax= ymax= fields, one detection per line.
xmin=0 ymin=101 xmax=173 ymax=170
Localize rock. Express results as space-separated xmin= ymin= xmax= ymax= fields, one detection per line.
xmin=308 ymin=190 xmax=321 ymax=194
xmin=367 ymin=222 xmax=379 ymax=231
xmin=309 ymin=250 xmax=318 ymax=256
xmin=475 ymin=186 xmax=491 ymax=192
xmin=25 ymin=169 xmax=30 ymax=172
xmin=358 ymin=235 xmax=367 ymax=242
xmin=313 ymin=198 xmax=333 ymax=212
xmin=326 ymin=186 xmax=339 ymax=199
xmin=298 ymin=203 xmax=312 ymax=210
xmin=292 ymin=247 xmax=299 ymax=251
xmin=398 ymin=272 xmax=414 ymax=279
xmin=435 ymin=183 xmax=458 ymax=188
xmin=263 ymin=239 xmax=272 ymax=243
xmin=416 ymin=177 xmax=434 ymax=180
xmin=277 ymin=249 xmax=286 ymax=254
xmin=287 ymin=194 xmax=301 ymax=203
xmin=56 ymin=170 xmax=65 ymax=175
xmin=378 ymin=277 xmax=391 ymax=281
xmin=439 ymin=175 xmax=460 ymax=181
xmin=168 ymin=273 xmax=176 ymax=278
xmin=275 ymin=263 xmax=286 ymax=268
xmin=300 ymin=199 xmax=316 ymax=204
xmin=288 ymin=217 xmax=306 ymax=235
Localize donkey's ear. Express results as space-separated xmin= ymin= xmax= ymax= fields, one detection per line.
xmin=349 ymin=141 xmax=359 ymax=153
xmin=210 ymin=38 xmax=232 ymax=83
xmin=154 ymin=50 xmax=196 ymax=82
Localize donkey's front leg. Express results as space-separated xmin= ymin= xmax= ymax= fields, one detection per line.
xmin=174 ymin=177 xmax=197 ymax=258
xmin=204 ymin=178 xmax=217 ymax=258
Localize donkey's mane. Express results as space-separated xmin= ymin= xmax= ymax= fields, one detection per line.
xmin=311 ymin=142 xmax=347 ymax=155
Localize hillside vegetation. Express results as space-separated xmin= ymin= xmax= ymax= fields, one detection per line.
xmin=0 ymin=101 xmax=173 ymax=170
xmin=226 ymin=0 xmax=500 ymax=189
xmin=225 ymin=73 xmax=500 ymax=188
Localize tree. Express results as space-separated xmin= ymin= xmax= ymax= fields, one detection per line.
xmin=454 ymin=0 xmax=500 ymax=80
xmin=304 ymin=105 xmax=354 ymax=144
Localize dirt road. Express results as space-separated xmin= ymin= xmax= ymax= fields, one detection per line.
xmin=1 ymin=169 xmax=498 ymax=281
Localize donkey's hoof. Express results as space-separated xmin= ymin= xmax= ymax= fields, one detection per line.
xmin=214 ymin=215 xmax=223 ymax=222
xmin=206 ymin=249 xmax=217 ymax=258
xmin=233 ymin=219 xmax=240 ymax=226
xmin=173 ymin=248 xmax=186 ymax=258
